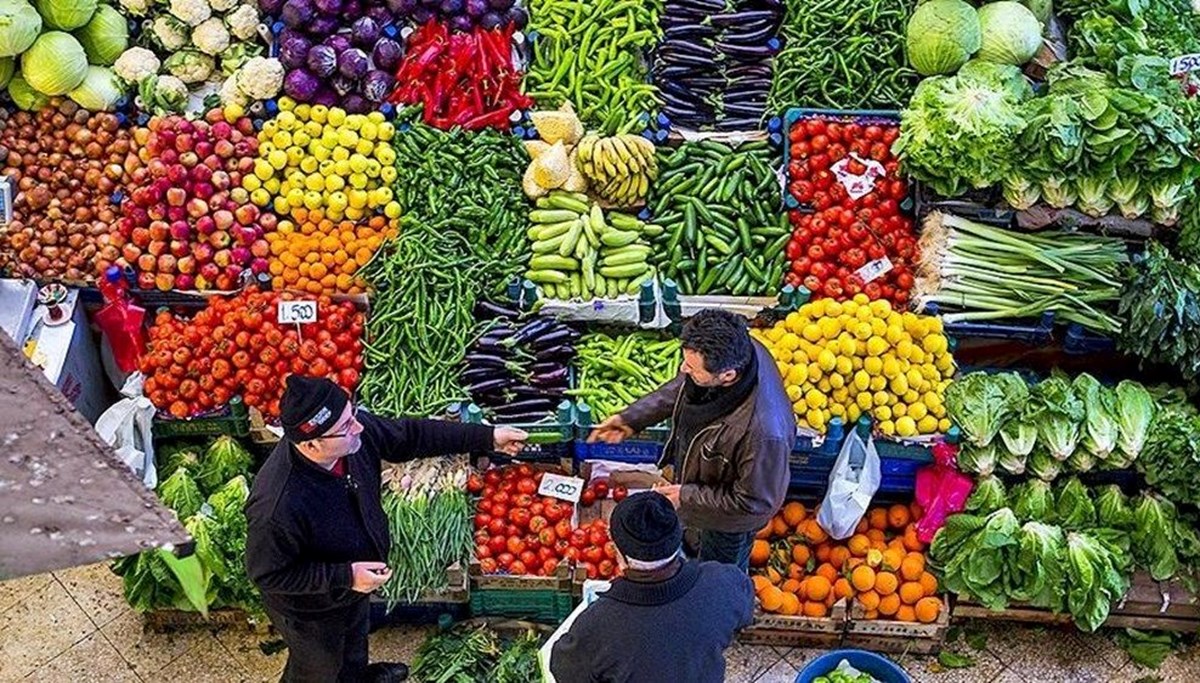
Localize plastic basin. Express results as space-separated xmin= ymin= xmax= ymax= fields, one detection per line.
xmin=795 ymin=649 xmax=910 ymax=683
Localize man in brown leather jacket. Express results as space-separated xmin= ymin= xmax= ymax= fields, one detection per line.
xmin=588 ymin=309 xmax=792 ymax=570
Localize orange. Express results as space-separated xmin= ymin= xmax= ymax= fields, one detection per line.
xmin=868 ymin=508 xmax=888 ymax=530
xmin=864 ymin=609 xmax=879 ymax=620
xmin=847 ymin=534 xmax=871 ymax=557
xmin=750 ymin=540 xmax=771 ymax=567
xmin=896 ymin=605 xmax=917 ymax=622
xmin=788 ymin=563 xmax=803 ymax=581
xmin=875 ymin=571 xmax=899 ymax=596
xmin=806 ymin=575 xmax=832 ymax=601
xmin=899 ymin=582 xmax=924 ymax=605
xmin=866 ymin=548 xmax=883 ymax=568
xmin=900 ymin=553 xmax=925 ymax=581
xmin=802 ymin=601 xmax=827 ymax=618
xmin=878 ymin=593 xmax=901 ymax=616
xmin=909 ymin=501 xmax=924 ymax=522
xmin=903 ymin=524 xmax=925 ymax=552
xmin=803 ymin=520 xmax=829 ymax=545
xmin=782 ymin=501 xmax=807 ymax=527
xmin=881 ymin=549 xmax=905 ymax=572
xmin=781 ymin=578 xmax=802 ymax=595
xmin=850 ymin=566 xmax=876 ymax=592
xmin=887 ymin=504 xmax=911 ymax=529
xmin=857 ymin=590 xmax=880 ymax=611
xmin=792 ymin=544 xmax=811 ymax=567
xmin=756 ymin=522 xmax=773 ymax=540
xmin=816 ymin=563 xmax=838 ymax=584
xmin=815 ymin=543 xmax=832 ymax=563
xmin=759 ymin=585 xmax=784 ymax=612
xmin=918 ymin=571 xmax=939 ymax=596
xmin=855 ymin=517 xmax=870 ymax=535
xmin=795 ymin=578 xmax=809 ymax=600
xmin=829 ymin=545 xmax=851 ymax=570
xmin=834 ymin=578 xmax=854 ymax=599
xmin=766 ymin=566 xmax=783 ymax=585
xmin=866 ymin=529 xmax=886 ymax=543
xmin=915 ymin=597 xmax=941 ymax=623
xmin=751 ymin=575 xmax=772 ymax=595
xmin=772 ymin=515 xmax=790 ymax=537
xmin=779 ymin=591 xmax=801 ymax=616
xmin=847 ymin=557 xmax=865 ymax=570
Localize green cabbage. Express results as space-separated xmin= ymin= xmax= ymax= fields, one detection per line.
xmin=157 ymin=468 xmax=204 ymax=519
xmin=197 ymin=435 xmax=252 ymax=494
xmin=1009 ymin=478 xmax=1055 ymax=522
xmin=1114 ymin=380 xmax=1153 ymax=464
xmin=906 ymin=0 xmax=982 ymax=76
xmin=1055 ymin=477 xmax=1096 ymax=530
xmin=965 ymin=474 xmax=1008 ymax=514
xmin=1132 ymin=494 xmax=1179 ymax=581
xmin=68 ymin=65 xmax=122 ymax=110
xmin=0 ymin=57 xmax=13 ymax=89
xmin=74 ymin=4 xmax=127 ymax=66
xmin=1030 ymin=377 xmax=1085 ymax=461
xmin=33 ymin=0 xmax=95 ymax=29
xmin=1018 ymin=0 xmax=1052 ymax=24
xmin=945 ymin=371 xmax=1028 ymax=448
xmin=1095 ymin=485 xmax=1134 ymax=529
xmin=1010 ymin=522 xmax=1065 ymax=609
xmin=976 ymin=1 xmax=1043 ymax=66
xmin=1073 ymin=374 xmax=1120 ymax=459
xmin=7 ymin=73 xmax=45 ymax=109
xmin=21 ymin=31 xmax=87 ymax=95
xmin=956 ymin=441 xmax=997 ymax=475
xmin=0 ymin=0 xmax=41 ymax=57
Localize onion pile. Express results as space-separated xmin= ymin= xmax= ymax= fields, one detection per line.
xmin=0 ymin=100 xmax=136 ymax=283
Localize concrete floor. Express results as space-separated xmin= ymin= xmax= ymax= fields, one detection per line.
xmin=2 ymin=563 xmax=1198 ymax=682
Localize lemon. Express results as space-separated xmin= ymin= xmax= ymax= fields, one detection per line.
xmin=847 ymin=404 xmax=862 ymax=421
xmin=792 ymin=350 xmax=807 ymax=364
xmin=895 ymin=416 xmax=917 ymax=437
xmin=854 ymin=370 xmax=871 ymax=391
xmin=802 ymin=323 xmax=822 ymax=342
xmin=922 ymin=392 xmax=942 ymax=411
xmin=885 ymin=323 xmax=905 ymax=344
xmin=806 ymin=389 xmax=827 ymax=410
xmin=870 ymin=318 xmax=887 ymax=337
xmin=360 ymin=121 xmax=378 ymax=141
xmin=817 ymin=349 xmax=837 ymax=371
xmin=786 ymin=384 xmax=803 ymax=402
xmin=851 ymin=322 xmax=871 ymax=341
xmin=780 ymin=332 xmax=801 ymax=351
xmin=346 ymin=207 xmax=365 ymax=221
xmin=874 ymin=405 xmax=892 ymax=422
xmin=908 ymin=402 xmax=928 ymax=420
xmin=837 ymin=335 xmax=857 ymax=356
xmin=785 ymin=311 xmax=803 ymax=331
xmin=917 ymin=415 xmax=939 ymax=433
xmin=832 ymin=387 xmax=849 ymax=404
xmin=893 ymin=403 xmax=907 ymax=418
xmin=851 ymin=356 xmax=864 ymax=370
xmin=223 ymin=103 xmax=245 ymax=122
xmin=882 ymin=357 xmax=901 ymax=378
xmin=891 ymin=374 xmax=909 ymax=395
xmin=830 ymin=404 xmax=846 ymax=418
xmin=904 ymin=390 xmax=921 ymax=405
xmin=938 ymin=418 xmax=952 ymax=432
xmin=856 ymin=392 xmax=873 ymax=410
xmin=864 ymin=356 xmax=883 ymax=375
xmin=835 ymin=356 xmax=853 ymax=375
xmin=825 ymin=301 xmax=843 ymax=317
xmin=866 ymin=336 xmax=888 ymax=356
xmin=807 ymin=364 xmax=823 ymax=383
xmin=868 ymin=376 xmax=885 ymax=392
xmin=842 ymin=300 xmax=859 ymax=317
xmin=786 ymin=364 xmax=806 ymax=385
xmin=819 ymin=317 xmax=841 ymax=340
xmin=909 ymin=347 xmax=926 ymax=364
xmin=879 ymin=419 xmax=896 ymax=436
xmin=807 ymin=410 xmax=826 ymax=432
xmin=873 ymin=391 xmax=890 ymax=407
xmin=817 ymin=378 xmax=832 ymax=393
xmin=856 ymin=306 xmax=874 ymax=322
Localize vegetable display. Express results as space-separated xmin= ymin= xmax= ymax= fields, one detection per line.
xmin=385 ymin=0 xmax=526 ymax=31
xmin=0 ymin=102 xmax=134 ymax=283
xmin=1118 ymin=242 xmax=1200 ymax=382
xmin=769 ymin=0 xmax=916 ymax=112
xmin=1138 ymin=404 xmax=1200 ymax=509
xmin=264 ymin=211 xmax=398 ymax=294
xmin=109 ymin=110 xmax=272 ymax=291
xmin=915 ymin=212 xmax=1128 ymax=334
xmin=462 ymin=309 xmax=578 ymax=423
xmin=566 ymin=331 xmax=681 ymax=421
xmin=751 ymin=501 xmax=943 ymax=624
xmin=523 ymin=191 xmax=660 ymax=300
xmin=753 ymin=295 xmax=953 ymax=435
xmin=410 ymin=624 xmax=541 ymax=683
xmin=140 ymin=288 xmax=363 ymax=418
xmin=388 ymin=21 xmax=531 ymax=131
xmin=785 ymin=116 xmax=917 ymax=307
xmin=524 ymin=0 xmax=662 ymax=135
xmin=648 ymin=139 xmax=787 ymax=295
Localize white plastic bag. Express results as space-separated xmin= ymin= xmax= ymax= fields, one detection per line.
xmin=94 ymin=372 xmax=157 ymax=489
xmin=816 ymin=427 xmax=881 ymax=540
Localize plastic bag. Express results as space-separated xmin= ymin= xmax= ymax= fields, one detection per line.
xmin=93 ymin=372 xmax=157 ymax=489
xmin=817 ymin=427 xmax=881 ymax=540
xmin=914 ymin=440 xmax=975 ymax=543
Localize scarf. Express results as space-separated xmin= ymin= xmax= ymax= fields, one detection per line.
xmin=671 ymin=350 xmax=758 ymax=465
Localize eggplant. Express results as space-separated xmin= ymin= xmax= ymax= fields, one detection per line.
xmin=529 ymin=367 xmax=570 ymax=386
xmin=529 ymin=327 xmax=579 ymax=351
xmin=463 ymin=352 xmax=509 ymax=369
xmin=721 ymin=24 xmax=777 ymax=45
xmin=466 ymin=377 xmax=516 ymax=395
xmin=709 ymin=10 xmax=777 ymax=27
xmin=509 ymin=317 xmax=557 ymax=346
xmin=492 ymin=398 xmax=559 ymax=414
xmin=461 ymin=364 xmax=509 ymax=382
xmin=474 ymin=300 xmax=520 ymax=319
xmin=663 ymin=25 xmax=717 ymax=40
xmin=715 ymin=42 xmax=776 ymax=59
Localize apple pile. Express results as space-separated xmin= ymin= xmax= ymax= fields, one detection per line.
xmin=104 ymin=110 xmax=276 ymax=291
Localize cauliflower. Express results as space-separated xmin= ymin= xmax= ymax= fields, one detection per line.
xmin=152 ymin=15 xmax=190 ymax=51
xmin=164 ymin=50 xmax=215 ymax=84
xmin=218 ymin=73 xmax=248 ymax=106
xmin=191 ymin=17 xmax=230 ymax=55
xmin=118 ymin=0 xmax=151 ymax=16
xmin=153 ymin=75 xmax=189 ymax=112
xmin=169 ymin=0 xmax=212 ymax=26
xmin=209 ymin=0 xmax=239 ymax=11
xmin=219 ymin=42 xmax=262 ymax=77
xmin=234 ymin=56 xmax=283 ymax=100
xmin=224 ymin=4 xmax=259 ymax=41
xmin=113 ymin=47 xmax=161 ymax=84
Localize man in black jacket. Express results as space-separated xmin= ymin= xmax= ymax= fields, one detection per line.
xmin=245 ymin=375 xmax=527 ymax=683
xmin=549 ymin=492 xmax=753 ymax=683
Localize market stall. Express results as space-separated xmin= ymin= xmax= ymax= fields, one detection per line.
xmin=1 ymin=0 xmax=1200 ymax=675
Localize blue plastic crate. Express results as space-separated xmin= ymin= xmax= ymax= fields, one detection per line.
xmin=574 ymin=422 xmax=670 ymax=465
xmin=782 ymin=108 xmax=903 ymax=211
xmin=922 ymin=303 xmax=1056 ymax=345
xmin=1063 ymin=322 xmax=1116 ymax=355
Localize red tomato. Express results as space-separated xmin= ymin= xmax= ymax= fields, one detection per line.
xmin=476 ymin=544 xmax=492 ymax=559
xmin=588 ymin=528 xmax=608 ymax=547
xmin=598 ymin=560 xmax=616 ymax=578
xmin=488 ymin=535 xmax=507 ymax=555
xmin=564 ymin=547 xmax=580 ymax=562
xmin=555 ymin=539 xmax=571 ymax=557
xmin=530 ymin=503 xmax=545 ymax=517
xmin=555 ymin=519 xmax=572 ymax=540
xmin=543 ymin=559 xmax=559 ymax=574
xmin=474 ymin=513 xmax=492 ymax=531
xmin=513 ymin=493 xmax=534 ymax=509
xmin=466 ymin=474 xmax=484 ymax=494
xmin=544 ymin=502 xmax=564 ymax=523
xmin=509 ymin=560 xmax=527 ymax=575
xmin=580 ymin=489 xmax=596 ymax=507
xmin=538 ymin=527 xmax=557 ymax=547
xmin=480 ymin=558 xmax=498 ymax=573
xmin=493 ymin=491 xmax=510 ymax=506
xmin=508 ymin=508 xmax=531 ymax=529
xmin=519 ymin=550 xmax=538 ymax=567
xmin=604 ymin=542 xmax=618 ymax=560
xmin=487 ymin=518 xmax=506 ymax=536
xmin=506 ymin=537 xmax=526 ymax=555
xmin=611 ymin=486 xmax=628 ymax=502
xmin=570 ymin=530 xmax=588 ymax=550
xmin=528 ymin=516 xmax=548 ymax=533
xmin=517 ymin=477 xmax=538 ymax=495
xmin=583 ymin=546 xmax=603 ymax=564
xmin=592 ymin=480 xmax=609 ymax=499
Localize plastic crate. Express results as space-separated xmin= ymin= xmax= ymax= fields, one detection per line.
xmin=782 ymin=109 xmax=904 ymax=211
xmin=574 ymin=401 xmax=670 ymax=465
xmin=912 ymin=181 xmax=1014 ymax=226
xmin=1063 ymin=322 xmax=1116 ymax=355
xmin=922 ymin=303 xmax=1055 ymax=345
xmin=467 ymin=559 xmax=582 ymax=624
xmin=461 ymin=401 xmax=575 ymax=462
xmin=153 ymin=396 xmax=251 ymax=439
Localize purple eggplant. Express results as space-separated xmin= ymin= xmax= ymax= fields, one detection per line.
xmin=474 ymin=300 xmax=520 ymax=319
xmin=528 ymin=328 xmax=579 ymax=351
xmin=509 ymin=318 xmax=555 ymax=345
xmin=529 ymin=367 xmax=570 ymax=386
xmin=467 ymin=377 xmax=515 ymax=395
xmin=464 ymin=352 xmax=509 ymax=368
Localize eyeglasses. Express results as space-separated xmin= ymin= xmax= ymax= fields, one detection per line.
xmin=308 ymin=405 xmax=363 ymax=441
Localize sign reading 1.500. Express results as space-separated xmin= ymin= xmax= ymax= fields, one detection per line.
xmin=1170 ymin=53 xmax=1200 ymax=75
xmin=278 ymin=300 xmax=318 ymax=325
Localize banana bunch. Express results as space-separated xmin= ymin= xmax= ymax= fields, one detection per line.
xmin=525 ymin=190 xmax=664 ymax=301
xmin=576 ymin=134 xmax=659 ymax=208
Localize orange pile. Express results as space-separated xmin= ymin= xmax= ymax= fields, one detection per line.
xmin=266 ymin=209 xmax=398 ymax=294
xmin=750 ymin=501 xmax=942 ymax=624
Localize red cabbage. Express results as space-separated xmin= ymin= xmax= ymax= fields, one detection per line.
xmin=331 ymin=73 xmax=356 ymax=95
xmin=411 ymin=7 xmax=433 ymax=22
xmin=338 ymin=48 xmax=369 ymax=79
xmin=362 ymin=70 xmax=391 ymax=101
xmin=465 ymin=0 xmax=486 ymax=17
xmin=258 ymin=0 xmax=285 ymax=15
xmin=386 ymin=0 xmax=413 ymax=14
xmin=350 ymin=17 xmax=380 ymax=48
xmin=343 ymin=0 xmax=363 ymax=17
xmin=366 ymin=6 xmax=391 ymax=25
xmin=312 ymin=88 xmax=337 ymax=106
xmin=504 ymin=5 xmax=526 ymax=29
xmin=342 ymin=94 xmax=369 ymax=113
xmin=439 ymin=0 xmax=462 ymax=14
xmin=479 ymin=10 xmax=501 ymax=28
xmin=449 ymin=14 xmax=473 ymax=31
xmin=310 ymin=16 xmax=340 ymax=34
xmin=324 ymin=34 xmax=351 ymax=53
xmin=486 ymin=0 xmax=511 ymax=10
xmin=283 ymin=69 xmax=320 ymax=100
xmin=306 ymin=44 xmax=337 ymax=77
xmin=279 ymin=32 xmax=313 ymax=69
xmin=371 ymin=38 xmax=402 ymax=71
xmin=281 ymin=0 xmax=314 ymax=27
xmin=313 ymin=0 xmax=341 ymax=14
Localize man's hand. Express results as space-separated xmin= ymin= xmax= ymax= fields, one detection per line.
xmin=493 ymin=426 xmax=529 ymax=456
xmin=653 ymin=483 xmax=681 ymax=508
xmin=350 ymin=562 xmax=392 ymax=593
xmin=588 ymin=415 xmax=634 ymax=444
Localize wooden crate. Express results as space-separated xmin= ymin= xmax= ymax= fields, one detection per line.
xmin=843 ymin=596 xmax=951 ymax=655
xmin=144 ymin=608 xmax=269 ymax=634
xmin=468 ymin=558 xmax=585 ymax=592
xmin=738 ymin=601 xmax=847 ymax=648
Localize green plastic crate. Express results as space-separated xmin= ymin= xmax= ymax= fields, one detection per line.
xmin=153 ymin=396 xmax=251 ymax=439
xmin=469 ymin=588 xmax=577 ymax=624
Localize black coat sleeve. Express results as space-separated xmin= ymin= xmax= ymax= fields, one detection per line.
xmin=246 ymin=513 xmax=354 ymax=597
xmin=358 ymin=411 xmax=494 ymax=463
xmin=549 ymin=617 xmax=600 ymax=683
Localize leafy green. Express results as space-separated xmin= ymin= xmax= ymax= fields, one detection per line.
xmin=1010 ymin=479 xmax=1055 ymax=522
xmin=156 ymin=469 xmax=204 ymax=520
xmin=1117 ymin=629 xmax=1181 ymax=670
xmin=1065 ymin=531 xmax=1129 ymax=632
xmin=1027 ymin=445 xmax=1062 ymax=481
xmin=946 ymin=372 xmax=1028 ymax=448
xmin=965 ymin=475 xmax=1008 ymax=514
xmin=937 ymin=652 xmax=977 ymax=669
xmin=1010 ymin=521 xmax=1066 ymax=610
xmin=1132 ymin=493 xmax=1179 ymax=581
xmin=157 ymin=440 xmax=204 ymax=481
xmin=1138 ymin=405 xmax=1200 ymax=507
xmin=197 ymin=436 xmax=253 ymax=494
xmin=1055 ymin=478 xmax=1097 ymax=530
xmin=1114 ymin=380 xmax=1154 ymax=465
xmin=999 ymin=405 xmax=1038 ymax=458
xmin=157 ymin=550 xmax=210 ymax=617
xmin=1118 ymin=243 xmax=1200 ymax=385
xmin=930 ymin=509 xmax=1021 ymax=610
xmin=1095 ymin=485 xmax=1135 ymax=529
xmin=1072 ymin=374 xmax=1120 ymax=459
xmin=494 ymin=632 xmax=542 ymax=683
xmin=956 ymin=441 xmax=997 ymax=476
xmin=1029 ymin=377 xmax=1084 ymax=461
xmin=905 ymin=0 xmax=982 ymax=77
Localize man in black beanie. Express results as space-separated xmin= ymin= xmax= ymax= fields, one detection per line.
xmin=549 ymin=492 xmax=753 ymax=683
xmin=246 ymin=375 xmax=528 ymax=683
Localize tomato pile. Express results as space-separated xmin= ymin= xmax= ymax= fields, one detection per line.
xmin=140 ymin=289 xmax=364 ymax=419
xmin=784 ymin=117 xmax=918 ymax=309
xmin=468 ymin=464 xmax=621 ymax=580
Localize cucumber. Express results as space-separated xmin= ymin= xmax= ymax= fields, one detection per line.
xmin=558 ymin=218 xmax=584 ymax=258
xmin=603 ymin=250 xmax=649 ymax=267
xmin=532 ymin=234 xmax=568 ymax=254
xmin=600 ymin=229 xmax=640 ymax=248
xmin=525 ymin=269 xmax=570 ymax=284
xmin=533 ymin=220 xmax=575 ymax=241
xmin=530 ymin=209 xmax=580 ymax=224
xmin=545 ymin=192 xmax=590 ymax=214
xmin=530 ymin=255 xmax=579 ymax=271
xmin=608 ymin=212 xmax=642 ymax=231
xmin=600 ymin=263 xmax=649 ymax=278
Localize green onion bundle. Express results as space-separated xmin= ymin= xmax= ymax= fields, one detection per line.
xmin=915 ymin=212 xmax=1129 ymax=334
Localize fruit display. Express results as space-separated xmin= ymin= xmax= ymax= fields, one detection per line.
xmin=108 ymin=110 xmax=272 ymax=291
xmin=752 ymin=295 xmax=954 ymax=435
xmin=265 ymin=209 xmax=397 ymax=294
xmin=751 ymin=501 xmax=943 ymax=624
xmin=140 ymin=288 xmax=363 ymax=418
xmin=574 ymin=133 xmax=659 ymax=208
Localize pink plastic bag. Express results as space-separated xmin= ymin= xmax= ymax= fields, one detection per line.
xmin=914 ymin=441 xmax=974 ymax=543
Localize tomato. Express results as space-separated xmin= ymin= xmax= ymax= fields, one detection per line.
xmin=612 ymin=486 xmax=628 ymax=502
xmin=580 ymin=488 xmax=596 ymax=507
xmin=543 ymin=559 xmax=559 ymax=574
xmin=544 ymin=502 xmax=563 ymax=523
xmin=479 ymin=557 xmax=498 ymax=573
xmin=508 ymin=508 xmax=531 ymax=529
xmin=466 ymin=473 xmax=484 ymax=494
xmin=474 ymin=529 xmax=489 ymax=544
xmin=555 ymin=519 xmax=572 ymax=540
xmin=588 ymin=528 xmax=608 ymax=547
xmin=519 ymin=550 xmax=538 ymax=568
xmin=570 ymin=530 xmax=588 ymax=550
xmin=488 ymin=535 xmax=508 ymax=555
xmin=604 ymin=541 xmax=618 ymax=560
xmin=583 ymin=561 xmax=598 ymax=580
xmin=506 ymin=536 xmax=526 ymax=555
xmin=509 ymin=560 xmax=527 ymax=575
xmin=513 ymin=493 xmax=534 ymax=508
xmin=528 ymin=515 xmax=548 ymax=533
xmin=490 ymin=503 xmax=508 ymax=522
xmin=476 ymin=543 xmax=492 ymax=559
xmin=530 ymin=503 xmax=545 ymax=517
xmin=583 ymin=546 xmax=603 ymax=564
xmin=516 ymin=477 xmax=538 ymax=495
xmin=564 ymin=547 xmax=581 ymax=562
xmin=598 ymin=560 xmax=616 ymax=578
xmin=538 ymin=527 xmax=556 ymax=547
xmin=592 ymin=480 xmax=609 ymax=499
xmin=474 ymin=513 xmax=492 ymax=531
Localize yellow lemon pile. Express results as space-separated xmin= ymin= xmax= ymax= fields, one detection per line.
xmin=752 ymin=295 xmax=955 ymax=436
xmin=244 ymin=97 xmax=401 ymax=221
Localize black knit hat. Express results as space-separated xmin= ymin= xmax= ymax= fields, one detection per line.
xmin=609 ymin=492 xmax=683 ymax=562
xmin=280 ymin=375 xmax=349 ymax=443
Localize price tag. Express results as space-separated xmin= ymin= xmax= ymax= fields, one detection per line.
xmin=538 ymin=472 xmax=586 ymax=503
xmin=855 ymin=257 xmax=893 ymax=284
xmin=1170 ymin=53 xmax=1200 ymax=75
xmin=0 ymin=177 xmax=12 ymax=225
xmin=831 ymin=153 xmax=886 ymax=200
xmin=277 ymin=300 xmax=318 ymax=325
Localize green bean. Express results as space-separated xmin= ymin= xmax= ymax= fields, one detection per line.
xmin=566 ymin=332 xmax=681 ymax=419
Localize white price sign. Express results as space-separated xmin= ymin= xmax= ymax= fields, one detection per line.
xmin=855 ymin=256 xmax=893 ymax=284
xmin=1170 ymin=53 xmax=1200 ymax=75
xmin=277 ymin=300 xmax=318 ymax=325
xmin=538 ymin=473 xmax=586 ymax=503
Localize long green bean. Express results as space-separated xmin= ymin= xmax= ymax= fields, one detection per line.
xmin=567 ymin=331 xmax=681 ymax=419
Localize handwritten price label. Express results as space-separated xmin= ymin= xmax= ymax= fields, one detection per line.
xmin=855 ymin=257 xmax=893 ymax=284
xmin=277 ymin=300 xmax=318 ymax=325
xmin=538 ymin=473 xmax=586 ymax=503
xmin=832 ymin=153 xmax=887 ymax=201
xmin=1170 ymin=53 xmax=1200 ymax=75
